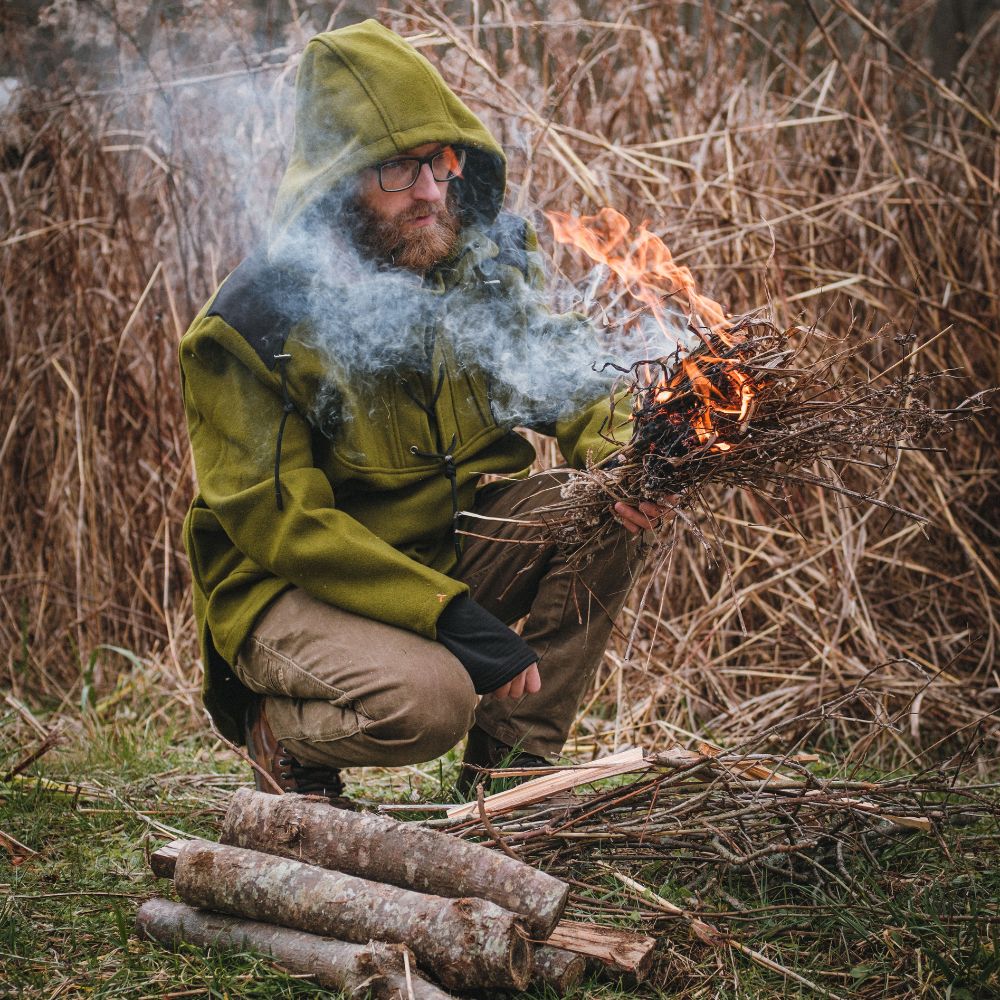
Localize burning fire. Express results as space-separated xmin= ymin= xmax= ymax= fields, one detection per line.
xmin=546 ymin=206 xmax=759 ymax=453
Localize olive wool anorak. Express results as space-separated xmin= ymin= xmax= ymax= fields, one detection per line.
xmin=179 ymin=21 xmax=628 ymax=742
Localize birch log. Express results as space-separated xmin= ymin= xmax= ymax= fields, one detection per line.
xmin=136 ymin=898 xmax=454 ymax=999
xmin=171 ymin=839 xmax=532 ymax=991
xmin=533 ymin=944 xmax=588 ymax=992
xmin=220 ymin=787 xmax=569 ymax=937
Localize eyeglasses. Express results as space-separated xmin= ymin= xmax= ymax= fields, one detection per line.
xmin=374 ymin=146 xmax=466 ymax=193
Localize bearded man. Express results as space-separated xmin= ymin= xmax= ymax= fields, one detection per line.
xmin=179 ymin=20 xmax=670 ymax=802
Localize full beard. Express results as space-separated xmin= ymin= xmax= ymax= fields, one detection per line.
xmin=353 ymin=197 xmax=462 ymax=273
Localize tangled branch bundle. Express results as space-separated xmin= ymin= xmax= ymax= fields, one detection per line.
xmin=549 ymin=318 xmax=963 ymax=546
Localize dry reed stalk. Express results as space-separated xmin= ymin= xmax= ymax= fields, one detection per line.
xmin=0 ymin=2 xmax=996 ymax=764
xmin=391 ymin=1 xmax=999 ymax=759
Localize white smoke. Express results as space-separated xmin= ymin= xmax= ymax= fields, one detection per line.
xmin=35 ymin=2 xmax=674 ymax=433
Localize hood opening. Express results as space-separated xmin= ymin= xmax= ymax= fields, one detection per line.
xmin=270 ymin=20 xmax=507 ymax=249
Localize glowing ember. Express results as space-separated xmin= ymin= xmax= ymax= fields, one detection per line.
xmin=547 ymin=206 xmax=760 ymax=454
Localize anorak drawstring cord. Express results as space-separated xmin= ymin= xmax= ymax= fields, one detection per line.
xmin=273 ymin=353 xmax=294 ymax=511
xmin=403 ymin=363 xmax=462 ymax=558
xmin=399 ymin=363 xmax=446 ymax=419
xmin=410 ymin=433 xmax=462 ymax=561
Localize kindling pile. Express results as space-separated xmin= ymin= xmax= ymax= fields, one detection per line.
xmin=547 ymin=321 xmax=958 ymax=549
xmin=137 ymin=787 xmax=655 ymax=998
xmin=138 ymin=735 xmax=996 ymax=996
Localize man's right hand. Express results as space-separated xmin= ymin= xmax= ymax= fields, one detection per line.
xmin=489 ymin=662 xmax=541 ymax=699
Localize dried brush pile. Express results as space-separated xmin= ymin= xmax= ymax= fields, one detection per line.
xmin=443 ymin=706 xmax=1000 ymax=996
xmin=1 ymin=1 xmax=997 ymax=762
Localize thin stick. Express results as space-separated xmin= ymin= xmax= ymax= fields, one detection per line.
xmin=211 ymin=729 xmax=284 ymax=796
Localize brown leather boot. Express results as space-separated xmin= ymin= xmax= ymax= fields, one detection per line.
xmin=456 ymin=725 xmax=550 ymax=797
xmin=244 ymin=697 xmax=348 ymax=804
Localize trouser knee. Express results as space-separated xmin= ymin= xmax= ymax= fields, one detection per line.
xmin=362 ymin=666 xmax=478 ymax=765
xmin=274 ymin=671 xmax=477 ymax=769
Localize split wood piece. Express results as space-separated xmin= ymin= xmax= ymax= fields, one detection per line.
xmin=545 ymin=920 xmax=656 ymax=982
xmin=695 ymin=742 xmax=820 ymax=781
xmin=533 ymin=944 xmax=587 ymax=992
xmin=149 ymin=838 xmax=182 ymax=879
xmin=447 ymin=744 xmax=824 ymax=821
xmin=650 ymin=747 xmax=844 ymax=785
xmin=169 ymin=839 xmax=532 ymax=991
xmin=447 ymin=746 xmax=648 ymax=820
xmin=136 ymin=898 xmax=454 ymax=999
xmin=221 ymin=787 xmax=569 ymax=937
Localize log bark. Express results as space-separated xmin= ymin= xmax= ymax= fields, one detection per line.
xmin=136 ymin=898 xmax=454 ymax=999
xmin=171 ymin=839 xmax=532 ymax=991
xmin=221 ymin=787 xmax=569 ymax=937
xmin=545 ymin=919 xmax=656 ymax=981
xmin=532 ymin=944 xmax=587 ymax=992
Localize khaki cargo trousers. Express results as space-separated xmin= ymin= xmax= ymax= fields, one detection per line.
xmin=233 ymin=471 xmax=645 ymax=767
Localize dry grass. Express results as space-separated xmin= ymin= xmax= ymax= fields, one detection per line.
xmin=1 ymin=1 xmax=997 ymax=765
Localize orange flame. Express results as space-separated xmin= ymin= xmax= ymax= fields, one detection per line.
xmin=546 ymin=206 xmax=734 ymax=349
xmin=547 ymin=206 xmax=757 ymax=452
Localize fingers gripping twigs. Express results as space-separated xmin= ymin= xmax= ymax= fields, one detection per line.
xmin=613 ymin=497 xmax=679 ymax=535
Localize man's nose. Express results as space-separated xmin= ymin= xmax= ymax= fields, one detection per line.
xmin=411 ymin=162 xmax=443 ymax=202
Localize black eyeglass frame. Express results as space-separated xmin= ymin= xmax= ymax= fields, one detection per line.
xmin=373 ymin=146 xmax=467 ymax=193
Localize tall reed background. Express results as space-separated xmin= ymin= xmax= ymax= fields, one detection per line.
xmin=1 ymin=0 xmax=997 ymax=765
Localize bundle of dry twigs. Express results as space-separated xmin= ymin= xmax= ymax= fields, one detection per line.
xmin=545 ymin=319 xmax=968 ymax=550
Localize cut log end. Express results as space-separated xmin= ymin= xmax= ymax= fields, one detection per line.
xmin=149 ymin=838 xmax=184 ymax=879
xmin=545 ymin=919 xmax=656 ymax=982
xmin=508 ymin=929 xmax=533 ymax=990
xmin=533 ymin=944 xmax=587 ymax=992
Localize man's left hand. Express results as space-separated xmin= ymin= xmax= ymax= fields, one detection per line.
xmin=490 ymin=661 xmax=541 ymax=700
xmin=613 ymin=499 xmax=677 ymax=535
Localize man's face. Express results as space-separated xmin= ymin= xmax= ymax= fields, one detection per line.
xmin=355 ymin=142 xmax=462 ymax=272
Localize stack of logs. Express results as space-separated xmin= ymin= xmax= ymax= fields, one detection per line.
xmin=138 ymin=788 xmax=656 ymax=997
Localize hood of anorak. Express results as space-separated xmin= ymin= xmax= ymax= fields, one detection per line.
xmin=270 ymin=20 xmax=507 ymax=248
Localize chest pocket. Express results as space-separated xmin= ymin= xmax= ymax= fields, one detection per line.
xmin=433 ymin=338 xmax=504 ymax=452
xmin=328 ymin=378 xmax=412 ymax=474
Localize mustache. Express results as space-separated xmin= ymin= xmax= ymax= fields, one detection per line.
xmin=398 ymin=201 xmax=445 ymax=221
